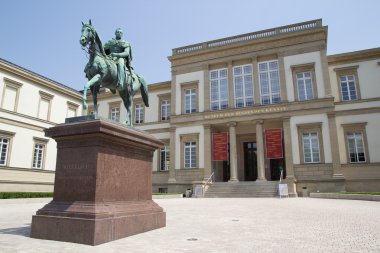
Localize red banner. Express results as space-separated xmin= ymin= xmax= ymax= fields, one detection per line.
xmin=212 ymin=132 xmax=228 ymax=161
xmin=265 ymin=129 xmax=283 ymax=159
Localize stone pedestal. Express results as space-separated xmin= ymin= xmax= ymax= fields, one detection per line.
xmin=31 ymin=118 xmax=166 ymax=245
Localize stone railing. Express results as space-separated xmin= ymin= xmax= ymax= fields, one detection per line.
xmin=172 ymin=19 xmax=322 ymax=56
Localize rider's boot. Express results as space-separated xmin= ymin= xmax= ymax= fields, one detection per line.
xmin=117 ymin=63 xmax=124 ymax=90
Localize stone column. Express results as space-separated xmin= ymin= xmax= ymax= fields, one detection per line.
xmin=227 ymin=122 xmax=238 ymax=182
xmin=228 ymin=61 xmax=234 ymax=109
xmin=203 ymin=124 xmax=212 ymax=181
xmin=282 ymin=117 xmax=297 ymax=197
xmin=168 ymin=127 xmax=176 ymax=183
xmin=328 ymin=113 xmax=344 ymax=179
xmin=255 ymin=120 xmax=266 ymax=181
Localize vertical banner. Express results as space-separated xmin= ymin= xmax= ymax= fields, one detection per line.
xmin=265 ymin=128 xmax=283 ymax=159
xmin=212 ymin=132 xmax=228 ymax=161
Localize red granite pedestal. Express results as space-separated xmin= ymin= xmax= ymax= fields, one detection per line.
xmin=31 ymin=118 xmax=166 ymax=245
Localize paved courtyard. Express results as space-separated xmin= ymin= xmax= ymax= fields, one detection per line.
xmin=0 ymin=197 xmax=379 ymax=252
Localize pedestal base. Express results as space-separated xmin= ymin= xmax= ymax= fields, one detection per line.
xmin=31 ymin=200 xmax=165 ymax=245
xmin=30 ymin=119 xmax=166 ymax=245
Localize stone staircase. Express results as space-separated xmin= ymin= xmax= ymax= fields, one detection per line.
xmin=204 ymin=181 xmax=279 ymax=198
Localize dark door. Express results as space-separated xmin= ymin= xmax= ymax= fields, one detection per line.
xmin=222 ymin=143 xmax=230 ymax=182
xmin=244 ymin=142 xmax=257 ymax=181
xmin=222 ymin=161 xmax=230 ymax=182
xmin=270 ymin=159 xmax=285 ymax=180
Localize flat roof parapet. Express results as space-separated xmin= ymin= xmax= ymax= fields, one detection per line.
xmin=172 ymin=19 xmax=323 ymax=56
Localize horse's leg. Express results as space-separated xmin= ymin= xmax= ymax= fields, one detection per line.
xmin=127 ymin=93 xmax=133 ymax=127
xmin=92 ymin=91 xmax=98 ymax=118
xmin=83 ymin=74 xmax=101 ymax=110
xmin=119 ymin=90 xmax=131 ymax=126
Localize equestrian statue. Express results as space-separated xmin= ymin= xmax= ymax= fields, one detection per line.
xmin=79 ymin=20 xmax=149 ymax=126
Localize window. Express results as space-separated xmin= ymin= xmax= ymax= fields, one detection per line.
xmin=296 ymin=72 xmax=314 ymax=101
xmin=302 ymin=133 xmax=320 ymax=163
xmin=160 ymin=145 xmax=170 ymax=171
xmin=297 ymin=123 xmax=324 ymax=164
xmin=32 ymin=143 xmax=45 ymax=169
xmin=135 ymin=103 xmax=144 ymax=124
xmin=1 ymin=78 xmax=22 ymax=112
xmin=258 ymin=60 xmax=281 ymax=105
xmin=184 ymin=142 xmax=196 ymax=168
xmin=180 ymin=134 xmax=199 ymax=169
xmin=185 ymin=88 xmax=197 ymax=114
xmin=291 ymin=63 xmax=317 ymax=102
xmin=340 ymin=75 xmax=357 ymax=101
xmin=233 ymin=64 xmax=254 ymax=108
xmin=110 ymin=107 xmax=120 ymax=121
xmin=334 ymin=66 xmax=361 ymax=102
xmin=342 ymin=123 xmax=369 ymax=164
xmin=347 ymin=133 xmax=366 ymax=163
xmin=210 ymin=68 xmax=228 ymax=110
xmin=32 ymin=137 xmax=48 ymax=169
xmin=67 ymin=101 xmax=79 ymax=118
xmin=161 ymin=99 xmax=171 ymax=121
xmin=0 ymin=137 xmax=10 ymax=166
xmin=37 ymin=91 xmax=54 ymax=121
xmin=108 ymin=102 xmax=121 ymax=122
xmin=0 ymin=131 xmax=15 ymax=166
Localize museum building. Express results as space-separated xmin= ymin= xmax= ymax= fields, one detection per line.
xmin=1 ymin=19 xmax=380 ymax=197
xmin=0 ymin=58 xmax=82 ymax=192
xmin=89 ymin=19 xmax=380 ymax=196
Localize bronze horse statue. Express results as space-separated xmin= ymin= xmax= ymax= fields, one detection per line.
xmin=79 ymin=20 xmax=149 ymax=126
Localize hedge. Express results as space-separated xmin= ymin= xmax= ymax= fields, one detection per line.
xmin=0 ymin=192 xmax=53 ymax=199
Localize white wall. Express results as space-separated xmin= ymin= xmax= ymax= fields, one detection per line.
xmin=329 ymin=59 xmax=380 ymax=102
xmin=175 ymin=71 xmax=204 ymax=115
xmin=144 ymin=90 xmax=171 ymax=123
xmin=0 ymin=72 xmax=82 ymax=124
xmin=284 ymin=51 xmax=324 ymax=102
xmin=336 ymin=113 xmax=380 ymax=163
xmin=290 ymin=114 xmax=332 ymax=164
xmin=175 ymin=126 xmax=204 ymax=170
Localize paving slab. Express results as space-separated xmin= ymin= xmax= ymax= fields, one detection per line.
xmin=0 ymin=198 xmax=379 ymax=252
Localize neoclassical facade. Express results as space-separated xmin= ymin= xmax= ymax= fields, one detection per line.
xmin=0 ymin=58 xmax=82 ymax=192
xmin=2 ymin=19 xmax=379 ymax=196
xmin=89 ymin=19 xmax=380 ymax=196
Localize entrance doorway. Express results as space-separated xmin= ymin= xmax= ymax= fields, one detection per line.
xmin=243 ymin=142 xmax=257 ymax=181
xmin=270 ymin=159 xmax=285 ymax=180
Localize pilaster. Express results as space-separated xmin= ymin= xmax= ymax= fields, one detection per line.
xmin=278 ymin=53 xmax=288 ymax=103
xmin=203 ymin=124 xmax=212 ymax=180
xmin=168 ymin=127 xmax=176 ymax=183
xmin=252 ymin=56 xmax=261 ymax=105
xmin=328 ymin=113 xmax=344 ymax=179
xmin=227 ymin=61 xmax=234 ymax=109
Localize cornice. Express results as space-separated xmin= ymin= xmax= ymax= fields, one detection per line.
xmin=0 ymin=58 xmax=82 ymax=100
xmin=327 ymin=47 xmax=380 ymax=65
xmin=169 ymin=28 xmax=327 ymax=65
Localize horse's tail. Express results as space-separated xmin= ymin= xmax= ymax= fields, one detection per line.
xmin=137 ymin=74 xmax=149 ymax=107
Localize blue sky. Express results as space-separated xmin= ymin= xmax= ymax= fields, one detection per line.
xmin=1 ymin=0 xmax=379 ymax=91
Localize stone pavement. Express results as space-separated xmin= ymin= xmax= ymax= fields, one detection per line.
xmin=0 ymin=197 xmax=379 ymax=252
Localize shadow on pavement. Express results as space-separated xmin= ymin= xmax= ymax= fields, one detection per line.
xmin=0 ymin=224 xmax=31 ymax=237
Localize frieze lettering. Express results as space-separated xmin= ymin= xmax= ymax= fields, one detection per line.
xmin=204 ymin=106 xmax=287 ymax=120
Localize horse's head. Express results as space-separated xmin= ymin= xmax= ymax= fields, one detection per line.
xmin=80 ymin=20 xmax=96 ymax=47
